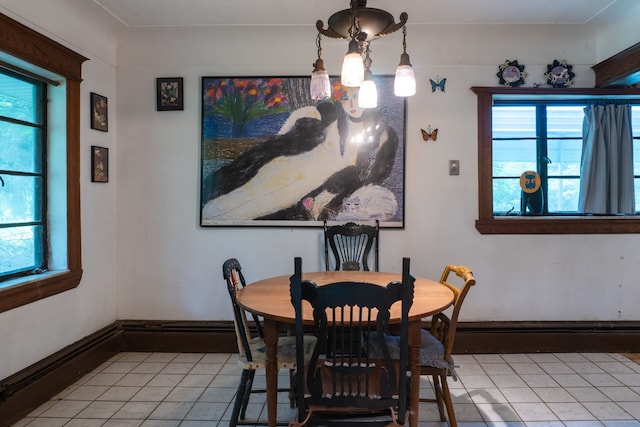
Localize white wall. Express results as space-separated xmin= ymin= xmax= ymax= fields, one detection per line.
xmin=592 ymin=0 xmax=640 ymax=61
xmin=0 ymin=0 xmax=121 ymax=379
xmin=115 ymin=21 xmax=640 ymax=326
xmin=1 ymin=0 xmax=639 ymax=381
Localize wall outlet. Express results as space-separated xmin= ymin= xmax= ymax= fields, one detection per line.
xmin=449 ymin=160 xmax=460 ymax=176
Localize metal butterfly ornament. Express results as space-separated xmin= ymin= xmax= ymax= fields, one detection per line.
xmin=421 ymin=126 xmax=438 ymax=141
xmin=430 ymin=76 xmax=446 ymax=92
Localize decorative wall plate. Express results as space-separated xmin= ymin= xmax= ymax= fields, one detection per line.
xmin=497 ymin=60 xmax=527 ymax=87
xmin=545 ymin=59 xmax=575 ymax=88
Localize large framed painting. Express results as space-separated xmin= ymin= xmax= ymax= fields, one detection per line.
xmin=200 ymin=76 xmax=406 ymax=227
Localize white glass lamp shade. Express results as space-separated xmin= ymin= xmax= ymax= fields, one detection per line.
xmin=341 ymin=38 xmax=364 ymax=87
xmin=394 ymin=63 xmax=416 ymax=97
xmin=358 ymin=79 xmax=377 ymax=108
xmin=341 ymin=52 xmax=364 ymax=87
xmin=310 ymin=68 xmax=331 ymax=100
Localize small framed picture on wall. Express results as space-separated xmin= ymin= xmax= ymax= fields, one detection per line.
xmin=156 ymin=77 xmax=184 ymax=111
xmin=91 ymin=146 xmax=109 ymax=183
xmin=90 ymin=92 xmax=108 ymax=132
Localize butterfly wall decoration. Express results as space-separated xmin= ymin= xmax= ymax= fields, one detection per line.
xmin=421 ymin=126 xmax=438 ymax=141
xmin=430 ymin=76 xmax=446 ymax=92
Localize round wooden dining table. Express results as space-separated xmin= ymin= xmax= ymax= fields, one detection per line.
xmin=236 ymin=270 xmax=455 ymax=427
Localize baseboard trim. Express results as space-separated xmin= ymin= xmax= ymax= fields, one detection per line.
xmin=1 ymin=320 xmax=639 ymax=426
xmin=118 ymin=320 xmax=238 ymax=353
xmin=454 ymin=321 xmax=640 ymax=353
xmin=0 ymin=323 xmax=121 ymax=427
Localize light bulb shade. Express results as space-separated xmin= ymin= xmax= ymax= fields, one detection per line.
xmin=341 ymin=52 xmax=364 ymax=87
xmin=394 ymin=64 xmax=416 ymax=97
xmin=310 ymin=68 xmax=331 ymax=100
xmin=358 ymin=79 xmax=377 ymax=108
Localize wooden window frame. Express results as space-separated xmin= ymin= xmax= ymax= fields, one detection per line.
xmin=0 ymin=13 xmax=87 ymax=313
xmin=472 ymin=86 xmax=640 ymax=234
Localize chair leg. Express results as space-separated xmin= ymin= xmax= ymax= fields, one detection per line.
xmin=239 ymin=369 xmax=255 ymax=420
xmin=441 ymin=375 xmax=457 ymax=427
xmin=432 ymin=374 xmax=447 ymax=422
xmin=231 ymin=369 xmax=252 ymax=427
xmin=289 ymin=368 xmax=296 ymax=408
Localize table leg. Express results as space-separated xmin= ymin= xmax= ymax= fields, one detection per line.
xmin=408 ymin=319 xmax=420 ymax=427
xmin=263 ymin=318 xmax=278 ymax=427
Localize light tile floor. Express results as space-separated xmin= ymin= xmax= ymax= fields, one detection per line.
xmin=11 ymin=352 xmax=640 ymax=426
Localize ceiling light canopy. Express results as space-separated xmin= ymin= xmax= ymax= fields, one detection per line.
xmin=310 ymin=0 xmax=416 ymax=105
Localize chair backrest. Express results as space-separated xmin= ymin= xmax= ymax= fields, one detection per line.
xmin=222 ymin=258 xmax=263 ymax=362
xmin=323 ymin=220 xmax=379 ymax=271
xmin=432 ymin=265 xmax=476 ymax=361
xmin=291 ymin=257 xmax=414 ymax=425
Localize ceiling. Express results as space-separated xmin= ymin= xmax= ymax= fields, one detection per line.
xmin=92 ymin=0 xmax=623 ymax=28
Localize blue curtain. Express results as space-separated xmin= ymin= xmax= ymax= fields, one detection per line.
xmin=578 ymin=102 xmax=634 ymax=214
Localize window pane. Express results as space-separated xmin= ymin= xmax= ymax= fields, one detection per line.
xmin=0 ymin=121 xmax=41 ymax=173
xmin=0 ymin=69 xmax=45 ymax=281
xmin=632 ymin=106 xmax=640 ymax=138
xmin=547 ymin=139 xmax=582 ymax=177
xmin=0 ymin=225 xmax=40 ymax=275
xmin=0 ymin=72 xmax=41 ymax=124
xmin=547 ymin=106 xmax=584 ymax=138
xmin=493 ymin=139 xmax=537 ymax=177
xmin=492 ymin=106 xmax=536 ymax=138
xmin=633 ymin=106 xmax=640 ymax=179
xmin=0 ymin=174 xmax=42 ymax=223
xmin=547 ymin=177 xmax=580 ymax=212
xmin=493 ymin=178 xmax=521 ymax=213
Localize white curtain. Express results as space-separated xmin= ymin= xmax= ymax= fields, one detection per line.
xmin=578 ymin=103 xmax=634 ymax=214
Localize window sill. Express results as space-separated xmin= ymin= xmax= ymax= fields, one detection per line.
xmin=0 ymin=270 xmax=70 ymax=291
xmin=0 ymin=269 xmax=82 ymax=313
xmin=476 ymin=216 xmax=640 ymax=234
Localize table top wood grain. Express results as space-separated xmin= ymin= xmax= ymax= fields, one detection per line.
xmin=237 ymin=271 xmax=454 ymax=323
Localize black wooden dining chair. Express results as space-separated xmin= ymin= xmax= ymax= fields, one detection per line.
xmin=222 ymin=258 xmax=315 ymax=426
xmin=290 ymin=256 xmax=414 ymax=427
xmin=418 ymin=264 xmax=476 ymax=427
xmin=323 ymin=220 xmax=379 ymax=271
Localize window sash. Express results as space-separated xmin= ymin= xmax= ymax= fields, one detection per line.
xmin=492 ymin=101 xmax=640 ymax=216
xmin=0 ymin=69 xmax=47 ymax=281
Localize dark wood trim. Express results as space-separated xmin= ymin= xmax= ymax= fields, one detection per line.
xmin=0 ymin=324 xmax=121 ymax=427
xmin=118 ymin=320 xmax=238 ymax=353
xmin=2 ymin=320 xmax=639 ymax=426
xmin=0 ymin=13 xmax=86 ymax=81
xmin=592 ymin=42 xmax=640 ymax=88
xmin=476 ymin=217 xmax=640 ymax=234
xmin=0 ymin=12 xmax=87 ymax=313
xmin=471 ymin=86 xmax=640 ymax=235
xmin=454 ymin=321 xmax=640 ymax=353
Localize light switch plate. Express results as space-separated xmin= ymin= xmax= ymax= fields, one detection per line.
xmin=449 ymin=160 xmax=460 ymax=175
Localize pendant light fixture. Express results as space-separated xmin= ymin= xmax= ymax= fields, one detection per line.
xmin=358 ymin=44 xmax=377 ymax=108
xmin=310 ymin=33 xmax=331 ymax=100
xmin=341 ymin=37 xmax=365 ymax=87
xmin=311 ymin=0 xmax=415 ymax=106
xmin=394 ymin=25 xmax=416 ymax=97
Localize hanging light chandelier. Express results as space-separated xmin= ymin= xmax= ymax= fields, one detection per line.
xmin=310 ymin=0 xmax=416 ymax=106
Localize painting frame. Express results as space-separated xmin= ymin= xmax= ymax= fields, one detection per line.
xmin=90 ymin=92 xmax=108 ymax=132
xmin=156 ymin=77 xmax=184 ymax=111
xmin=200 ymin=75 xmax=406 ymax=228
xmin=91 ymin=145 xmax=109 ymax=183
